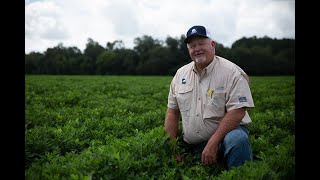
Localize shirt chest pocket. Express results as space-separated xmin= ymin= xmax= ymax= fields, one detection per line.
xmin=175 ymin=85 xmax=193 ymax=112
xmin=204 ymin=92 xmax=226 ymax=118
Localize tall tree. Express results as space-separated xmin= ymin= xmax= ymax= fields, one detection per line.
xmin=83 ymin=38 xmax=105 ymax=74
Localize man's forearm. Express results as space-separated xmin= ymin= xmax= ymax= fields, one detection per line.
xmin=207 ymin=108 xmax=246 ymax=146
xmin=164 ymin=108 xmax=180 ymax=140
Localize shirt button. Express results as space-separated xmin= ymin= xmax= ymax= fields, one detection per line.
xmin=198 ymin=97 xmax=201 ymax=100
xmin=196 ymin=114 xmax=199 ymax=116
xmin=196 ymin=130 xmax=199 ymax=133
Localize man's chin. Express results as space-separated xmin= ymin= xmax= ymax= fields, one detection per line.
xmin=194 ymin=58 xmax=207 ymax=64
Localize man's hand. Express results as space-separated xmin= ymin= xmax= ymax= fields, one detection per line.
xmin=201 ymin=143 xmax=218 ymax=165
xmin=201 ymin=108 xmax=246 ymax=165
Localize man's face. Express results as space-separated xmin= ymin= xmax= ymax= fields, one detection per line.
xmin=187 ymin=37 xmax=215 ymax=66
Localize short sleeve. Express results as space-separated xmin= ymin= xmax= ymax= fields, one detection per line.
xmin=167 ymin=77 xmax=179 ymax=109
xmin=226 ymin=73 xmax=254 ymax=111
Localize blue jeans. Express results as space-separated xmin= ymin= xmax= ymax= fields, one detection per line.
xmin=187 ymin=125 xmax=253 ymax=170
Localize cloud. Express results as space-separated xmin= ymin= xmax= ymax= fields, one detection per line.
xmin=25 ymin=1 xmax=69 ymax=39
xmin=104 ymin=0 xmax=139 ymax=37
xmin=234 ymin=0 xmax=295 ymax=41
xmin=25 ymin=1 xmax=70 ymax=52
xmin=25 ymin=0 xmax=295 ymax=53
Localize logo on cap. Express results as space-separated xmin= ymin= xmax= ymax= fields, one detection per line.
xmin=191 ymin=29 xmax=197 ymax=34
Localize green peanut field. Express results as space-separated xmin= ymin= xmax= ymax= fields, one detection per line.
xmin=25 ymin=75 xmax=295 ymax=179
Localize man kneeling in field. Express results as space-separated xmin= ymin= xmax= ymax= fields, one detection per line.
xmin=164 ymin=25 xmax=254 ymax=170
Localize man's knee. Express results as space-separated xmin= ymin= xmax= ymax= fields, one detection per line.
xmin=223 ymin=126 xmax=249 ymax=148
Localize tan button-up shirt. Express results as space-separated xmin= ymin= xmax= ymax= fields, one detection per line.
xmin=167 ymin=55 xmax=254 ymax=144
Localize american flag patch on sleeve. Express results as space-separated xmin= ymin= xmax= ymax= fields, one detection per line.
xmin=238 ymin=97 xmax=247 ymax=102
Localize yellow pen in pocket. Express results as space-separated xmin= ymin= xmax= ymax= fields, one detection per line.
xmin=207 ymin=88 xmax=213 ymax=98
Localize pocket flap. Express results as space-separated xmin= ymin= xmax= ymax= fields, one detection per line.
xmin=175 ymin=86 xmax=193 ymax=94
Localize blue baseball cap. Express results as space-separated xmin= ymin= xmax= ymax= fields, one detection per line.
xmin=184 ymin=25 xmax=212 ymax=43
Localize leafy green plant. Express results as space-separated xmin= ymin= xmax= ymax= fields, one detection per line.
xmin=25 ymin=75 xmax=295 ymax=179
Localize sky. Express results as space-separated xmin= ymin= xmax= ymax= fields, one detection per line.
xmin=25 ymin=0 xmax=295 ymax=54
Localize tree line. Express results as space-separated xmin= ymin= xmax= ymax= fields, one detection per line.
xmin=25 ymin=35 xmax=295 ymax=76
